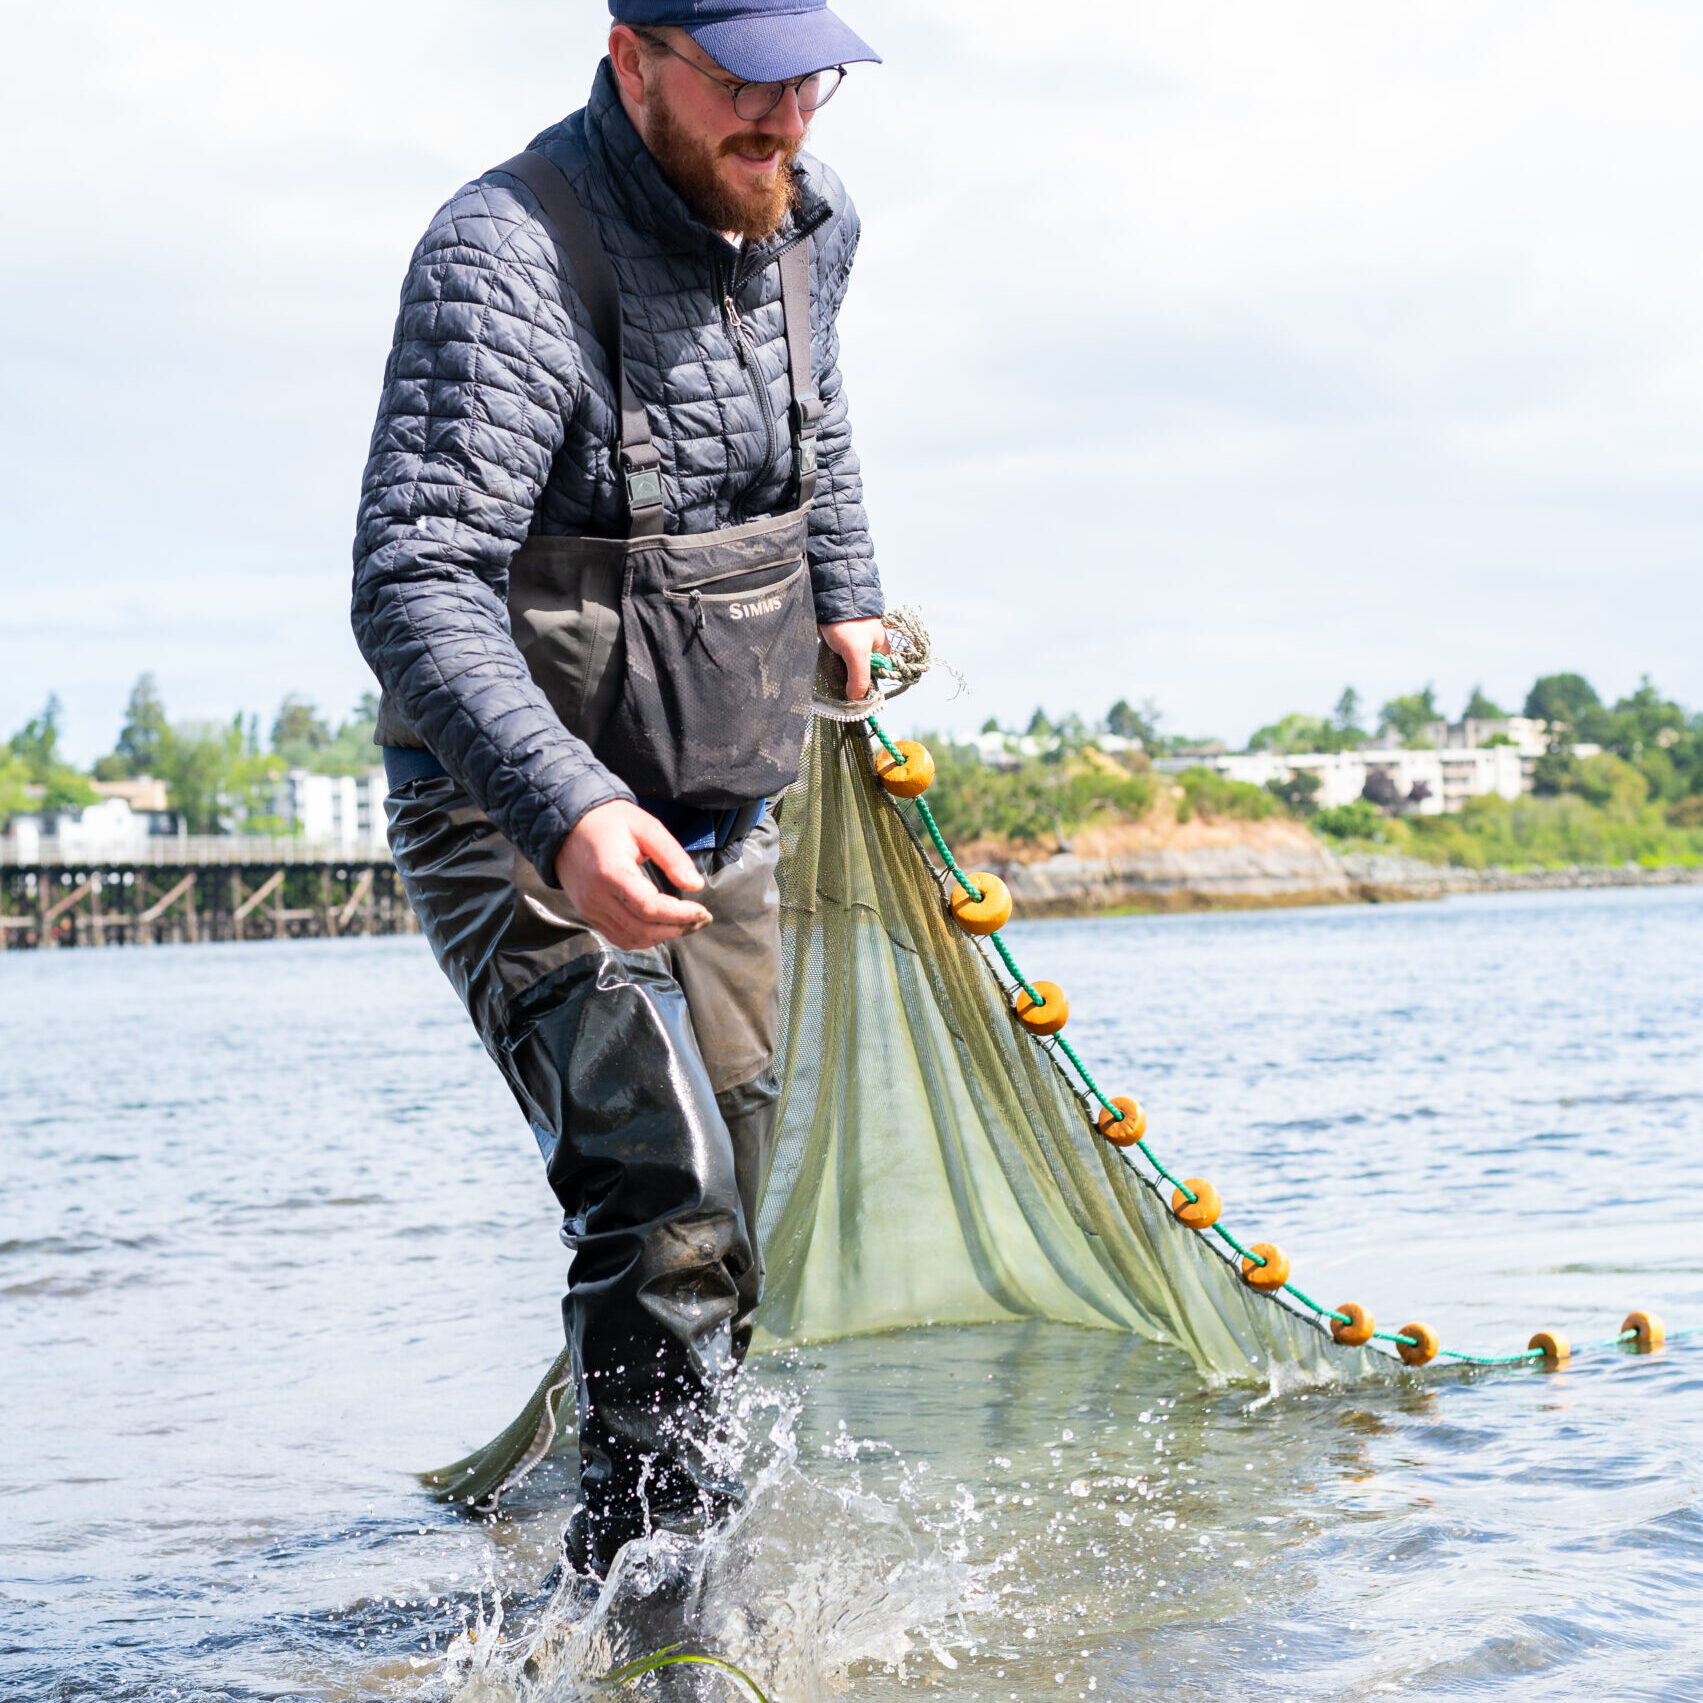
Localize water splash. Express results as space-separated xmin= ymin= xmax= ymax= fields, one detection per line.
xmin=439 ymin=1382 xmax=992 ymax=1703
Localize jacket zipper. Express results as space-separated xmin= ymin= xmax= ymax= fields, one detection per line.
xmin=720 ymin=252 xmax=776 ymax=519
xmin=721 ymin=210 xmax=829 ymax=519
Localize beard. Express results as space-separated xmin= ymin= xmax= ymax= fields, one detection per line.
xmin=645 ymin=97 xmax=802 ymax=243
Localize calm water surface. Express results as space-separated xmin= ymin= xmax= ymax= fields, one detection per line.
xmin=3 ymin=887 xmax=1701 ymax=1701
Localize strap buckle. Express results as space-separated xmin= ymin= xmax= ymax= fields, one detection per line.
xmin=791 ymin=396 xmax=823 ymax=477
xmin=622 ymin=445 xmax=664 ymax=515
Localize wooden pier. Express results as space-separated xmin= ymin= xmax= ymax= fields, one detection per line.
xmin=0 ymin=838 xmax=417 ymax=949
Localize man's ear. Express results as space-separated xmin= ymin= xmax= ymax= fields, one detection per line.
xmin=608 ymin=25 xmax=650 ymax=106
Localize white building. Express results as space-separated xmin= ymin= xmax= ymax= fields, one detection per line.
xmin=5 ymin=779 xmax=181 ymax=858
xmin=273 ymin=768 xmax=390 ymax=849
xmin=1158 ymin=736 xmax=1543 ymax=817
xmin=1425 ymin=715 xmax=1548 ymax=752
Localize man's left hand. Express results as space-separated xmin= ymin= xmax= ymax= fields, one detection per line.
xmin=819 ymin=618 xmax=890 ymax=703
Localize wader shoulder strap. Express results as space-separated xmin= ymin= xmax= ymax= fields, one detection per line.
xmin=494 ymin=151 xmax=665 ymax=539
xmin=778 ymin=239 xmax=821 ymax=511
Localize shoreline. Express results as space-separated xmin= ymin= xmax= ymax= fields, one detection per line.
xmin=989 ymin=847 xmax=1703 ymax=919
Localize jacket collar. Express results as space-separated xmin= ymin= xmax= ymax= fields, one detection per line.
xmin=583 ymin=57 xmax=831 ymax=264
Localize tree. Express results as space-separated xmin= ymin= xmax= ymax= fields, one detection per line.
xmin=0 ymin=746 xmax=31 ymax=826
xmin=1024 ymin=707 xmax=1053 ymax=739
xmin=1463 ymin=685 xmax=1506 ymax=721
xmin=1266 ymin=770 xmax=1322 ymax=818
xmin=1105 ymin=698 xmax=1159 ymax=745
xmin=10 ymin=695 xmax=65 ymax=779
xmin=164 ymin=719 xmax=243 ymax=834
xmin=271 ymin=694 xmax=331 ymax=757
xmin=114 ymin=673 xmax=170 ymax=776
xmin=1315 ymin=800 xmax=1381 ymax=841
xmin=1362 ymin=769 xmax=1402 ymax=811
xmin=159 ymin=714 xmax=281 ymax=834
xmin=1524 ymin=673 xmax=1603 ymax=742
xmin=1377 ymin=687 xmax=1440 ymax=748
xmin=1530 ymin=749 xmax=1581 ymax=797
xmin=1248 ymin=712 xmax=1332 ymax=754
xmin=8 ymin=696 xmax=96 ymax=814
xmin=1333 ymin=686 xmax=1361 ymax=732
xmin=979 ymin=716 xmax=1001 ymax=735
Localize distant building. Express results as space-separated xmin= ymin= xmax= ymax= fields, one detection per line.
xmin=1155 ymin=746 xmax=1530 ymax=815
xmin=272 ymin=768 xmax=390 ymax=848
xmin=4 ymin=777 xmax=181 ymax=859
xmin=1152 ymin=707 xmax=1610 ymax=816
xmin=90 ymin=776 xmax=174 ymax=815
xmin=1423 ymin=715 xmax=1549 ymax=752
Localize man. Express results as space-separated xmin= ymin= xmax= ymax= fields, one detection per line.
xmin=350 ymin=0 xmax=884 ymax=1579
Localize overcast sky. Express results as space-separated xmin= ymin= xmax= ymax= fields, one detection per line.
xmin=4 ymin=0 xmax=1700 ymax=760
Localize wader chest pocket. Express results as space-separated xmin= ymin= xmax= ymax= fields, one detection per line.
xmin=599 ymin=550 xmax=817 ymax=809
xmin=506 ymin=544 xmax=626 ymax=746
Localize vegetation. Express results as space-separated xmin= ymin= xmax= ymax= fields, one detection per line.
xmin=2 ymin=674 xmax=382 ymax=835
xmin=9 ymin=669 xmax=1703 ymax=871
xmin=1325 ymin=787 xmax=1703 ymax=871
xmin=1173 ymin=765 xmax=1276 ymax=823
xmin=922 ymin=741 xmax=1157 ymax=848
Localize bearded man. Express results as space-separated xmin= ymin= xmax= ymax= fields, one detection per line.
xmin=351 ymin=0 xmax=883 ymax=1580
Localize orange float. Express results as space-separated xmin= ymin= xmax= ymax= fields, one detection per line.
xmin=875 ymin=740 xmax=934 ymax=798
xmin=1241 ymin=1242 xmax=1290 ymax=1292
xmin=1528 ymin=1329 xmax=1570 ymax=1367
xmin=1096 ymin=1095 xmax=1147 ymax=1146
xmin=1014 ymin=981 xmax=1068 ymax=1036
xmin=1170 ymin=1178 xmax=1221 ymax=1229
xmin=1330 ymin=1302 xmax=1376 ymax=1347
xmin=949 ymin=872 xmax=1013 ymax=935
xmin=1622 ymin=1310 xmax=1666 ymax=1352
xmin=1397 ymin=1322 xmax=1439 ymax=1366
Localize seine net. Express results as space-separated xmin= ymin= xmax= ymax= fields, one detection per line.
xmin=425 ymin=704 xmax=1369 ymax=1506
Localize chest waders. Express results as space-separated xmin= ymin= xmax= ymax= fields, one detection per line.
xmin=380 ymin=150 xmax=822 ymax=1576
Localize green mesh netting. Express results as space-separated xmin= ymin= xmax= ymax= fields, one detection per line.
xmin=423 ymin=717 xmax=1368 ymax=1507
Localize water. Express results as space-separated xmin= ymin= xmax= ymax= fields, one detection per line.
xmin=3 ymin=886 xmax=1701 ymax=1701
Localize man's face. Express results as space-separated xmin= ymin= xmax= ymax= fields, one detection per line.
xmin=610 ymin=26 xmax=809 ymax=243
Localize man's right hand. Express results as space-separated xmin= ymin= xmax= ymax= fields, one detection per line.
xmin=554 ymin=799 xmax=712 ymax=950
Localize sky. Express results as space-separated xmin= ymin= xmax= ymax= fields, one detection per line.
xmin=3 ymin=0 xmax=1700 ymax=761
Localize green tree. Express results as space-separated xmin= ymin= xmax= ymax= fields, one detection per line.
xmin=310 ymin=696 xmax=384 ymax=774
xmin=114 ymin=673 xmax=171 ymax=776
xmin=1524 ymin=673 xmax=1608 ymax=743
xmin=979 ymin=716 xmax=1001 ymax=735
xmin=9 ymin=696 xmax=96 ymax=814
xmin=1267 ymin=770 xmax=1323 ymax=818
xmin=1316 ymin=800 xmax=1381 ymax=841
xmin=1248 ymin=712 xmax=1332 ymax=754
xmin=11 ymin=695 xmax=66 ymax=779
xmin=0 ymin=745 xmax=35 ymax=826
xmin=1105 ymin=698 xmax=1159 ymax=744
xmin=271 ymin=694 xmax=331 ymax=758
xmin=1530 ymin=749 xmax=1582 ymax=797
xmin=1024 ymin=707 xmax=1053 ymax=739
xmin=1377 ymin=686 xmax=1440 ymax=748
xmin=1464 ymin=685 xmax=1506 ymax=720
xmin=1330 ymin=687 xmax=1367 ymax=748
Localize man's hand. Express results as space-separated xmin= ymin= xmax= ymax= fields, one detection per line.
xmin=554 ymin=799 xmax=712 ymax=950
xmin=819 ymin=617 xmax=890 ymax=704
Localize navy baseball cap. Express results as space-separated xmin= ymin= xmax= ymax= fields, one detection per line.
xmin=610 ymin=0 xmax=881 ymax=83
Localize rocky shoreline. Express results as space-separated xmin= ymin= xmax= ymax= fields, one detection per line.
xmin=982 ymin=845 xmax=1703 ymax=918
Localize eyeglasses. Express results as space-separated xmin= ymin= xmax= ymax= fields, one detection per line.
xmin=653 ymin=39 xmax=846 ymax=123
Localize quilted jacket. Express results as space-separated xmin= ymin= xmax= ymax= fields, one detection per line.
xmin=350 ymin=59 xmax=881 ymax=881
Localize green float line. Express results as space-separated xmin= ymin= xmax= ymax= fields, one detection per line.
xmin=1135 ymin=1140 xmax=1200 ymax=1206
xmin=855 ymin=714 xmax=1687 ymax=1376
xmin=1052 ymin=1033 xmax=1124 ymax=1123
